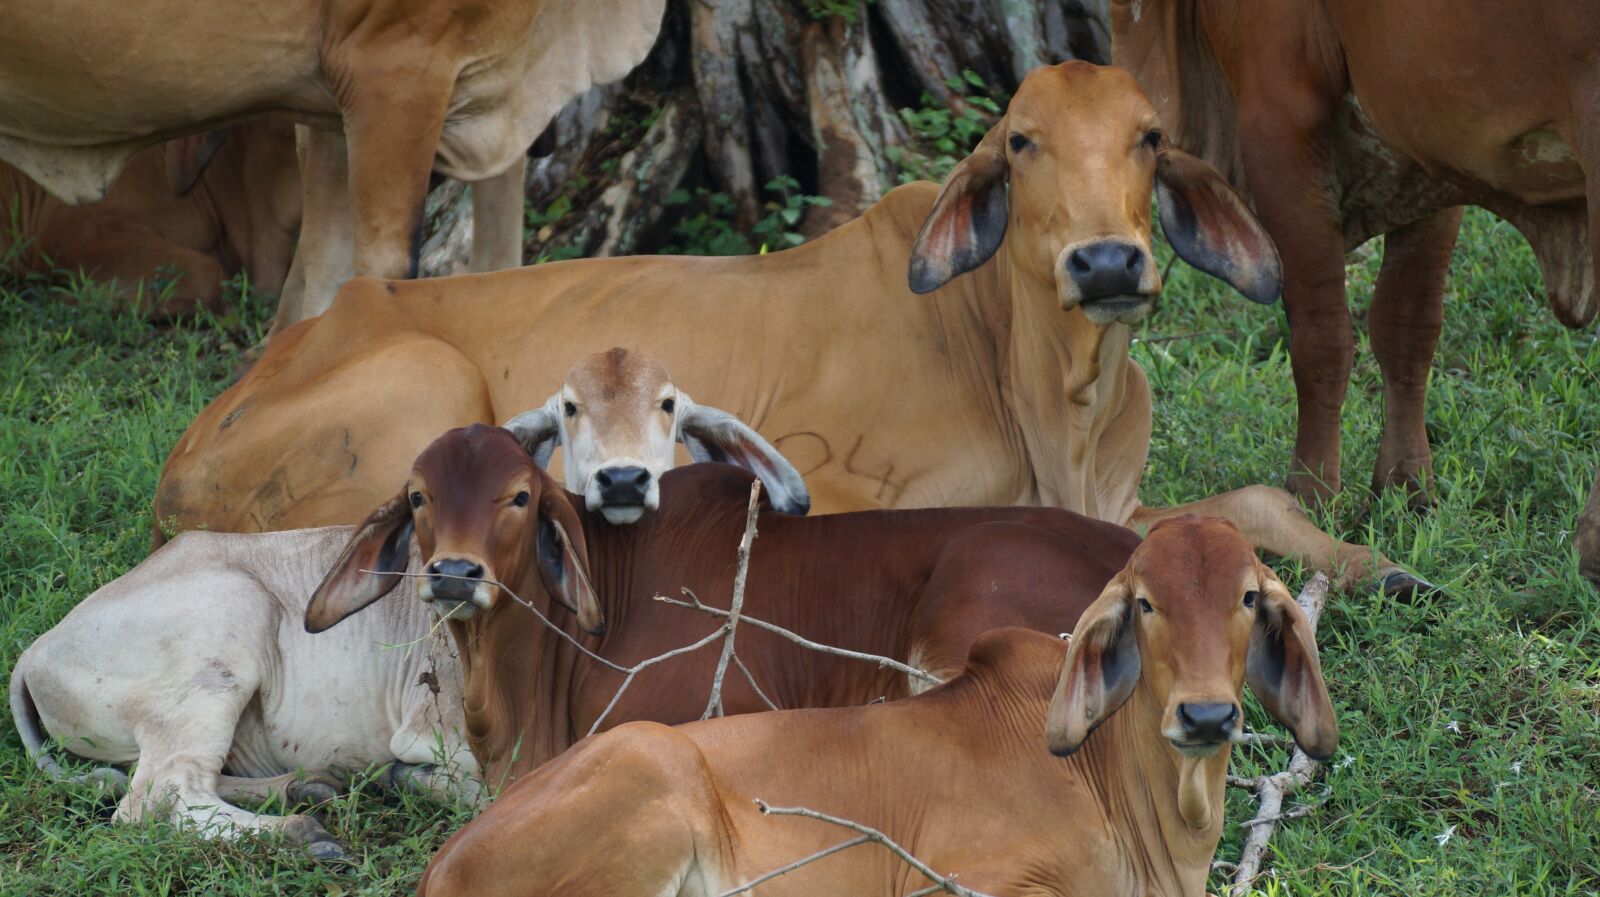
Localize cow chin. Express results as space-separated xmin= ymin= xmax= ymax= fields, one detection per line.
xmin=1079 ymin=295 xmax=1157 ymax=327
xmin=600 ymin=505 xmax=646 ymax=525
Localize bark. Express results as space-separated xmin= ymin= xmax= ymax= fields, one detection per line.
xmin=418 ymin=0 xmax=1110 ymax=268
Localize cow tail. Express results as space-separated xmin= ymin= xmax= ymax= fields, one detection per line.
xmin=8 ymin=666 xmax=128 ymax=794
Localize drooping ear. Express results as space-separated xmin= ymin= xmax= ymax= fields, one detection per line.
xmin=305 ymin=492 xmax=415 ymax=633
xmin=1246 ymin=570 xmax=1338 ymax=760
xmin=1155 ymin=146 xmax=1282 ymax=304
xmin=1044 ymin=574 xmax=1142 ymax=756
xmin=165 ymin=130 xmax=230 ymax=196
xmin=676 ymin=393 xmax=810 ymax=516
xmin=908 ymin=121 xmax=1011 ymax=294
xmin=504 ymin=396 xmax=563 ymax=469
xmin=536 ymin=482 xmax=604 ymax=635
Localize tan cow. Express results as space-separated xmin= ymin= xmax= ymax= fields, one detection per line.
xmin=0 ymin=123 xmax=300 ymax=316
xmin=0 ymin=0 xmax=667 ymax=330
xmin=154 ymin=61 xmax=1422 ymax=592
xmin=413 ymin=516 xmax=1337 ymax=897
xmin=1112 ymin=0 xmax=1598 ymax=581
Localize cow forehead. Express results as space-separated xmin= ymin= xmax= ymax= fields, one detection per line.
xmin=1129 ymin=517 xmax=1258 ymax=610
xmin=567 ymin=348 xmax=673 ymax=403
xmin=413 ymin=424 xmax=537 ymax=498
xmin=1009 ymin=62 xmax=1159 ymax=140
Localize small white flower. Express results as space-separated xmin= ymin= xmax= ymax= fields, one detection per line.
xmin=1336 ymin=755 xmax=1356 ymax=770
xmin=1510 ymin=760 xmax=1523 ymax=775
xmin=1436 ymin=824 xmax=1457 ymax=846
xmin=1445 ymin=720 xmax=1461 ymax=734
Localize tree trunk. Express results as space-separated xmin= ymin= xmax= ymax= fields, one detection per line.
xmin=419 ymin=0 xmax=1109 ymax=271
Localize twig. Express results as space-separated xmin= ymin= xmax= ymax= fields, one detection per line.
xmin=734 ymin=655 xmax=780 ymax=712
xmin=658 ymin=591 xmax=941 ymax=686
xmin=714 ymin=801 xmax=997 ymax=897
xmin=1228 ymin=572 xmax=1331 ymax=896
xmin=704 ymin=481 xmax=762 ymax=718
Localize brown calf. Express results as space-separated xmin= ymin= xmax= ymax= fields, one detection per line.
xmin=305 ymin=423 xmax=1140 ymax=786
xmin=414 ymin=517 xmax=1336 ymax=897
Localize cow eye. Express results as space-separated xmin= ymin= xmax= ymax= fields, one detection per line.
xmin=1008 ymin=133 xmax=1031 ymax=153
xmin=409 ymin=491 xmax=425 ymax=509
xmin=1142 ymin=129 xmax=1163 ymax=150
xmin=511 ymin=490 xmax=530 ymax=508
xmin=1243 ymin=590 xmax=1259 ymax=609
xmin=1137 ymin=597 xmax=1154 ymax=614
xmin=661 ymin=398 xmax=675 ymax=415
xmin=563 ymin=401 xmax=578 ymax=418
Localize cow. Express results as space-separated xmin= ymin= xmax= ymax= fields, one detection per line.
xmin=0 ymin=0 xmax=668 ymax=332
xmin=8 ymin=352 xmax=796 ymax=858
xmin=1111 ymin=0 xmax=1598 ymax=581
xmin=411 ymin=516 xmax=1337 ymax=897
xmin=307 ymin=422 xmax=1139 ymax=787
xmin=155 ymin=61 xmax=1427 ymax=594
xmin=0 ymin=123 xmax=300 ymax=316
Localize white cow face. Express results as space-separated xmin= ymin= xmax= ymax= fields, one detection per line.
xmin=504 ymin=348 xmax=809 ymax=525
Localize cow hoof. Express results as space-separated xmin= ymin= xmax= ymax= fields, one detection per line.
xmin=305 ymin=838 xmax=348 ymax=863
xmin=284 ymin=815 xmax=345 ymax=862
xmin=1381 ymin=569 xmax=1441 ymax=599
xmin=290 ymin=780 xmax=341 ymax=807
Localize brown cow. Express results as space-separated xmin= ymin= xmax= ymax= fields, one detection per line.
xmin=0 ymin=123 xmax=300 ymax=316
xmin=0 ymin=0 xmax=667 ymax=331
xmin=412 ymin=517 xmax=1336 ymax=897
xmin=305 ymin=423 xmax=1142 ymax=786
xmin=1113 ymin=1 xmax=1597 ymax=580
xmin=157 ymin=62 xmax=1424 ymax=593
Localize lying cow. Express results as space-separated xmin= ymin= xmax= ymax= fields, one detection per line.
xmin=413 ymin=516 xmax=1337 ymax=897
xmin=1113 ymin=0 xmax=1597 ymax=580
xmin=0 ymin=0 xmax=667 ymax=330
xmin=156 ymin=61 xmax=1423 ymax=593
xmin=0 ymin=123 xmax=300 ymax=316
xmin=307 ymin=422 xmax=1141 ymax=786
xmin=8 ymin=352 xmax=794 ymax=857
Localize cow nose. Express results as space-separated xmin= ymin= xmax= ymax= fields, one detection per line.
xmin=1066 ymin=241 xmax=1147 ymax=301
xmin=428 ymin=559 xmax=485 ymax=599
xmin=1176 ymin=702 xmax=1239 ymax=743
xmin=595 ymin=465 xmax=651 ymax=506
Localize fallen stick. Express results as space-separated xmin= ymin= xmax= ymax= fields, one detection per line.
xmin=703 ymin=481 xmax=762 ymax=718
xmin=1228 ymin=571 xmax=1331 ymax=895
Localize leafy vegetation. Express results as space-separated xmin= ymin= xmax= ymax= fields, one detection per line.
xmin=1 ymin=206 xmax=1596 ymax=895
xmin=662 ymin=176 xmax=832 ymax=256
xmin=887 ymin=71 xmax=1004 ymax=184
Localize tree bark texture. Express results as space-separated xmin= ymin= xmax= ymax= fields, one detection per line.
xmin=420 ymin=0 xmax=1109 ymax=275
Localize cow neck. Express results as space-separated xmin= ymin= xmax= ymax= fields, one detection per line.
xmin=993 ymin=248 xmax=1138 ymax=520
xmin=1081 ymin=683 xmax=1228 ymax=896
xmin=450 ymin=560 xmax=587 ymax=788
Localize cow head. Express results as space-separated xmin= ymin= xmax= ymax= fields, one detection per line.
xmin=1044 ymin=516 xmax=1336 ymax=827
xmin=305 ymin=424 xmax=602 ymax=635
xmin=501 ymin=347 xmax=809 ymax=524
xmin=908 ymin=61 xmax=1280 ymax=327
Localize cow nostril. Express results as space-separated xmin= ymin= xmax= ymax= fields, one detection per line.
xmin=1178 ymin=702 xmax=1238 ymax=739
xmin=629 ymin=469 xmax=651 ymax=488
xmin=594 ymin=470 xmax=613 ymax=489
xmin=1069 ymin=250 xmax=1092 ymax=275
xmin=1124 ymin=247 xmax=1145 ymax=274
xmin=429 ymin=559 xmax=485 ymax=582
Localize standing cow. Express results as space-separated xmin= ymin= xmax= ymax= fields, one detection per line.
xmin=0 ymin=123 xmax=300 ymax=316
xmin=1113 ymin=0 xmax=1597 ymax=580
xmin=0 ymin=0 xmax=667 ymax=331
xmin=154 ymin=62 xmax=1427 ymax=593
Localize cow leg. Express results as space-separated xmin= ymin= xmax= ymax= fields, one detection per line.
xmin=1130 ymin=489 xmax=1433 ymax=596
xmin=1368 ymin=207 xmax=1463 ymax=503
xmin=215 ymin=771 xmax=344 ymax=807
xmin=342 ymin=74 xmax=453 ymax=282
xmin=1571 ymin=88 xmax=1600 ymax=587
xmin=271 ymin=125 xmax=356 ymax=332
xmin=468 ymin=155 xmax=527 ymax=273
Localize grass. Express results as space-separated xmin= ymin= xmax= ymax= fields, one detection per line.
xmin=1 ymin=208 xmax=1597 ymax=895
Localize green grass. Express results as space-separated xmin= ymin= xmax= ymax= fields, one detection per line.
xmin=1 ymin=209 xmax=1597 ymax=895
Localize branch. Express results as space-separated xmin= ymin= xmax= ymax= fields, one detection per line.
xmin=714 ymin=801 xmax=998 ymax=897
xmin=704 ymin=481 xmax=762 ymax=718
xmin=1228 ymin=572 xmax=1330 ymax=896
xmin=658 ymin=590 xmax=941 ymax=686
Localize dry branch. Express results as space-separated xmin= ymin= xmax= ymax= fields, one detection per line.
xmin=1226 ymin=571 xmax=1331 ymax=895
xmin=703 ymin=481 xmax=763 ymax=718
xmin=714 ymin=801 xmax=998 ymax=897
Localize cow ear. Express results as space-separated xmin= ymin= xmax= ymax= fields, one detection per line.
xmin=1155 ymin=146 xmax=1282 ymax=304
xmin=305 ymin=491 xmax=415 ymax=633
xmin=536 ymin=481 xmax=604 ymax=635
xmin=1044 ymin=574 xmax=1142 ymax=756
xmin=505 ymin=396 xmax=563 ymax=469
xmin=676 ymin=392 xmax=810 ymax=516
xmin=1246 ymin=570 xmax=1338 ymax=760
xmin=165 ymin=130 xmax=229 ymax=196
xmin=908 ymin=121 xmax=1011 ymax=294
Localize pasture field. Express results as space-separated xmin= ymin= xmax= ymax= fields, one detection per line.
xmin=1 ymin=208 xmax=1597 ymax=895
